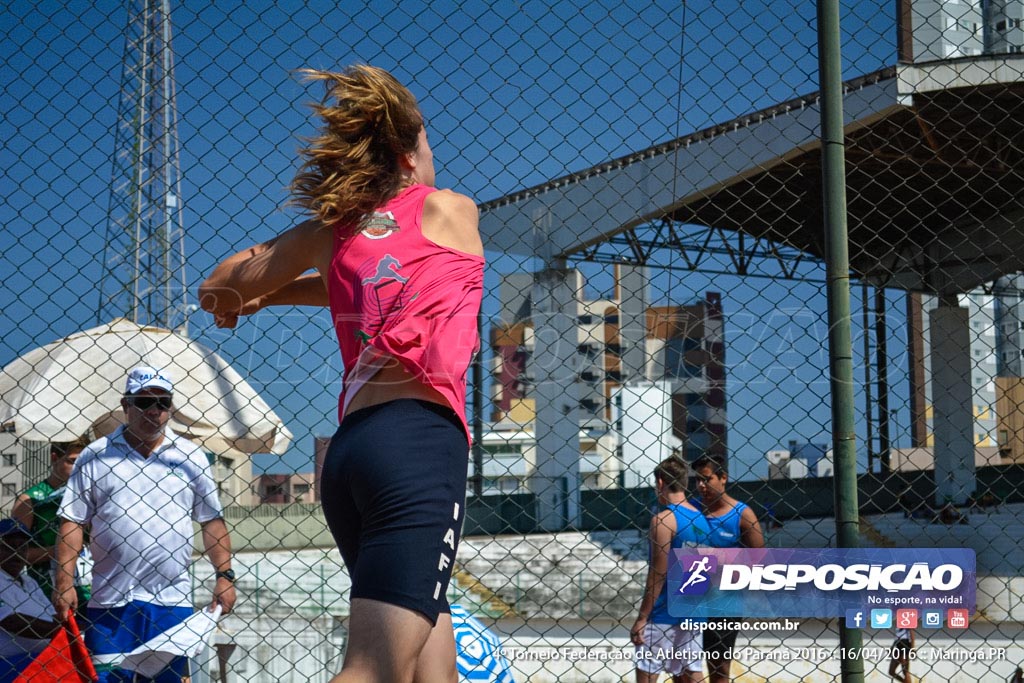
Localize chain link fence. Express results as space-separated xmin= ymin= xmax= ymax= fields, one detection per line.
xmin=3 ymin=0 xmax=1024 ymax=681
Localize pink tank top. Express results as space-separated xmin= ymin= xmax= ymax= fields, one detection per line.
xmin=328 ymin=184 xmax=485 ymax=443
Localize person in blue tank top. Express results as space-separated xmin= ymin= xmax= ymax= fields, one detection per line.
xmin=692 ymin=455 xmax=764 ymax=683
xmin=631 ymin=458 xmax=712 ymax=683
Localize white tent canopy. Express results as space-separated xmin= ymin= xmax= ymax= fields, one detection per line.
xmin=0 ymin=318 xmax=292 ymax=456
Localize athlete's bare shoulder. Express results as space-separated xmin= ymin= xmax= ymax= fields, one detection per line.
xmin=422 ymin=189 xmax=483 ymax=257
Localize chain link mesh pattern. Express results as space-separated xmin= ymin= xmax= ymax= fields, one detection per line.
xmin=3 ymin=1 xmax=1024 ymax=681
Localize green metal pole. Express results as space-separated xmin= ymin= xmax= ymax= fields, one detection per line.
xmin=816 ymin=1 xmax=865 ymax=681
xmin=472 ymin=310 xmax=485 ymax=497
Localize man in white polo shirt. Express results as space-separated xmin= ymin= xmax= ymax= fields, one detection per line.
xmin=53 ymin=367 xmax=236 ymax=683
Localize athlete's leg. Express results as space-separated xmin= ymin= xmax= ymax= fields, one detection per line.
xmin=325 ymin=401 xmax=467 ymax=683
xmin=706 ymin=661 xmax=731 ymax=683
xmin=412 ymin=611 xmax=458 ymax=683
xmin=330 ymin=598 xmax=433 ymax=683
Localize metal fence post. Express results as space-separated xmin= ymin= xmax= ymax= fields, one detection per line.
xmin=817 ymin=0 xmax=865 ymax=681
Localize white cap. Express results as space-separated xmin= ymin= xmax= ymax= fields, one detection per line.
xmin=125 ymin=366 xmax=174 ymax=395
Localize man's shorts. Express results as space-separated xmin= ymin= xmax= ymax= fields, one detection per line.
xmin=320 ymin=399 xmax=469 ymax=625
xmin=86 ymin=600 xmax=193 ymax=683
xmin=635 ymin=622 xmax=704 ymax=675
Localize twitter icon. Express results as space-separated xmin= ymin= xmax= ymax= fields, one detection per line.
xmin=870 ymin=609 xmax=893 ymax=628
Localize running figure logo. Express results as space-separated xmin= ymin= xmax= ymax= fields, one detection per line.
xmin=361 ymin=255 xmax=408 ymax=287
xmin=677 ymin=555 xmax=718 ymax=596
xmin=355 ymin=254 xmax=416 ymax=342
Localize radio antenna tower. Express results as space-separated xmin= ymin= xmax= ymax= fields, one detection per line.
xmin=97 ymin=0 xmax=189 ymax=333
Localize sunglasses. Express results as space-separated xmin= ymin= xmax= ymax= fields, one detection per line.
xmin=128 ymin=396 xmax=173 ymax=411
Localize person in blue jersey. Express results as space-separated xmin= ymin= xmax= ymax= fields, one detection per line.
xmin=691 ymin=455 xmax=764 ymax=683
xmin=631 ymin=458 xmax=711 ymax=683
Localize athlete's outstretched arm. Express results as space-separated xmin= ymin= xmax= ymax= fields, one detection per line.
xmin=199 ymin=220 xmax=332 ymax=327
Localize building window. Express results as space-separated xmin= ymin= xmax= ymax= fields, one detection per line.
xmin=294 ymin=483 xmax=311 ymax=496
xmin=484 ymin=444 xmax=522 ymax=456
xmin=483 ymin=477 xmax=520 ymax=494
xmin=577 ymin=314 xmax=593 ymax=324
xmin=1 ymin=483 xmax=14 ymax=498
xmin=0 ymin=454 xmax=14 ymax=468
xmin=664 ymin=338 xmax=702 ymax=379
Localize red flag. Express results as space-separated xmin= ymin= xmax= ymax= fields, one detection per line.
xmin=14 ymin=614 xmax=98 ymax=683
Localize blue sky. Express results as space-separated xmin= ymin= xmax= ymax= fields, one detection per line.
xmin=1 ymin=1 xmax=906 ymax=478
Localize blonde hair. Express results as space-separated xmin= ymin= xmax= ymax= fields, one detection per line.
xmin=289 ymin=65 xmax=423 ymax=233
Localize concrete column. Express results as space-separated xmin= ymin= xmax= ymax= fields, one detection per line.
xmin=929 ymin=301 xmax=976 ymax=506
xmin=617 ymin=265 xmax=649 ymax=382
xmin=528 ymin=261 xmax=581 ymax=530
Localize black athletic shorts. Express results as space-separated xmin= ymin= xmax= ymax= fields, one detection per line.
xmin=703 ymin=618 xmax=740 ymax=657
xmin=320 ymin=399 xmax=469 ymax=625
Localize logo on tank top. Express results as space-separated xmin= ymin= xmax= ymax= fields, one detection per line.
xmin=361 ymin=211 xmax=400 ymax=239
xmin=355 ymin=254 xmax=418 ymax=342
xmin=361 ymin=255 xmax=408 ymax=287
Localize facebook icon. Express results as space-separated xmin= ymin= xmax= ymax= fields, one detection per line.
xmin=845 ymin=609 xmax=865 ymax=628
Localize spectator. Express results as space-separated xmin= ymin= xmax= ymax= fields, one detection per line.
xmin=54 ymin=367 xmax=236 ymax=683
xmin=631 ymin=458 xmax=710 ymax=683
xmin=11 ymin=439 xmax=91 ymax=605
xmin=0 ymin=518 xmax=59 ymax=682
xmin=691 ymin=455 xmax=764 ymax=683
xmin=888 ymin=625 xmax=914 ymax=683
